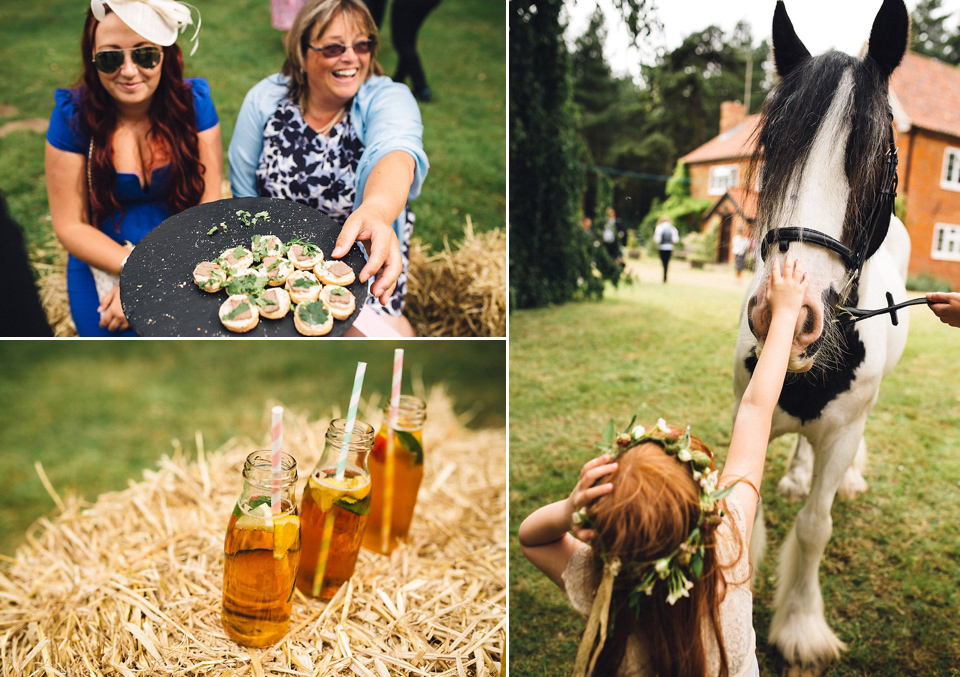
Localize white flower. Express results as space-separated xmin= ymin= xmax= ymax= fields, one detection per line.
xmin=654 ymin=557 xmax=671 ymax=578
xmin=677 ymin=447 xmax=692 ymax=462
xmin=631 ymin=425 xmax=646 ymax=439
xmin=666 ymin=573 xmax=694 ymax=605
xmin=656 ymin=418 xmax=669 ymax=433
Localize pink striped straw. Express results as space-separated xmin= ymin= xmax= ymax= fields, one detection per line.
xmin=381 ymin=348 xmax=403 ymax=551
xmin=271 ymin=405 xmax=283 ymax=514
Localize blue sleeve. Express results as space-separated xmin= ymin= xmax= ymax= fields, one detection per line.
xmin=46 ymin=89 xmax=87 ymax=154
xmin=228 ymin=74 xmax=288 ymax=198
xmin=352 ymin=76 xmax=429 ymax=204
xmin=187 ymin=78 xmax=219 ymax=132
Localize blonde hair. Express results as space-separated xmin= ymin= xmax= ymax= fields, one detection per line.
xmin=281 ymin=0 xmax=383 ymax=108
xmin=584 ymin=428 xmax=738 ymax=677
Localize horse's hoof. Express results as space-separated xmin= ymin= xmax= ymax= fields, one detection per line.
xmin=837 ymin=469 xmax=868 ymax=500
xmin=777 ymin=474 xmax=810 ymax=501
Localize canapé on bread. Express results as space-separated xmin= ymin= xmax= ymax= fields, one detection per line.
xmin=293 ymin=299 xmax=333 ymax=336
xmin=314 ymin=259 xmax=355 ymax=286
xmin=319 ymin=284 xmax=356 ymax=320
xmin=218 ymin=294 xmax=259 ymax=333
xmin=258 ymin=287 xmax=292 ymax=320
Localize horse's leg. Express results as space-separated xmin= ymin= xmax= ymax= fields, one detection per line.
xmin=778 ymin=435 xmax=813 ymax=500
xmin=769 ymin=425 xmax=862 ymax=675
xmin=837 ymin=436 xmax=868 ymax=500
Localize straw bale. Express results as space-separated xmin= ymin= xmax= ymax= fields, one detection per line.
xmin=0 ymin=388 xmax=505 ymax=676
xmin=33 ymin=240 xmax=77 ymax=337
xmin=405 ymin=219 xmax=506 ymax=338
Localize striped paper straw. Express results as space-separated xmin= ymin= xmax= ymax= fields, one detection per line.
xmin=316 ymin=362 xmax=366 ymax=595
xmin=381 ymin=349 xmax=403 ymax=552
xmin=271 ymin=406 xmax=283 ymax=514
xmin=335 ymin=362 xmax=366 ymax=480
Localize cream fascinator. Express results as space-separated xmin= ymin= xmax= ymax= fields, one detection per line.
xmin=91 ymin=0 xmax=201 ymax=55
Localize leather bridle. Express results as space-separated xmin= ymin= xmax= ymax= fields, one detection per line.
xmin=757 ymin=112 xmax=912 ymax=324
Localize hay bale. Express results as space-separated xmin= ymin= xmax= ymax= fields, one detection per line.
xmin=406 ymin=218 xmax=506 ymax=337
xmin=33 ymin=240 xmax=76 ymax=337
xmin=0 ymin=388 xmax=505 ymax=676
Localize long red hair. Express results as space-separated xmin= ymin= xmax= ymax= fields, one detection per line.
xmin=77 ymin=8 xmax=204 ymax=227
xmin=584 ymin=428 xmax=740 ymax=677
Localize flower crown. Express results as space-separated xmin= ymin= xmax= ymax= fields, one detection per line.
xmin=574 ymin=418 xmax=734 ymax=608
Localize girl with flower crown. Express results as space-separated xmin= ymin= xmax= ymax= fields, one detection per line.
xmin=519 ymin=254 xmax=810 ymax=677
xmin=45 ymin=0 xmax=221 ymax=336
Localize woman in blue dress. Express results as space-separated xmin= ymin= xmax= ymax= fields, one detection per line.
xmin=45 ymin=0 xmax=222 ymax=336
xmin=229 ymin=0 xmax=428 ymax=336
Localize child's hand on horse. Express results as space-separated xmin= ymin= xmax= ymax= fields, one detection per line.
xmin=767 ymin=252 xmax=809 ymax=320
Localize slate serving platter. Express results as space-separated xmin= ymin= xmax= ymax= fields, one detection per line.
xmin=120 ymin=197 xmax=367 ymax=337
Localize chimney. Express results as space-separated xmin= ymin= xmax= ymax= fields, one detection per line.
xmin=719 ymin=101 xmax=746 ymax=134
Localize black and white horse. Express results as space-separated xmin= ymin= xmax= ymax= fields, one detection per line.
xmin=733 ymin=0 xmax=910 ymax=673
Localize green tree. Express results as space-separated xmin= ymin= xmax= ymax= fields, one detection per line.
xmin=911 ymin=0 xmax=960 ymax=64
xmin=510 ymin=0 xmax=603 ymax=307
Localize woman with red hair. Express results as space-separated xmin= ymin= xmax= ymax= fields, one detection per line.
xmin=519 ymin=255 xmax=809 ymax=677
xmin=45 ymin=0 xmax=221 ymax=336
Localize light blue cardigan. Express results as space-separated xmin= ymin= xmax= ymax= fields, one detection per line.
xmin=228 ymin=74 xmax=429 ymax=240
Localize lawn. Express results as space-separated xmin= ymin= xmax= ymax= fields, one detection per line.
xmin=509 ymin=260 xmax=960 ymax=676
xmin=0 ymin=0 xmax=505 ymax=260
xmin=0 ymin=340 xmax=506 ymax=559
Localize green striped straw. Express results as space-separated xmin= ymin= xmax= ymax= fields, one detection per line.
xmin=336 ymin=361 xmax=366 ymax=480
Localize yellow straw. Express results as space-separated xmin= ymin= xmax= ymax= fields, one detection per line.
xmin=381 ymin=432 xmax=395 ymax=553
xmin=381 ymin=349 xmax=403 ymax=553
xmin=311 ymin=510 xmax=336 ymax=597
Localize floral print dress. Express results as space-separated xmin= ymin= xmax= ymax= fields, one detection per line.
xmin=255 ymin=97 xmax=413 ymax=316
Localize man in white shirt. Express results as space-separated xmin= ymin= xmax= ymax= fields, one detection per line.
xmin=653 ymin=216 xmax=679 ymax=283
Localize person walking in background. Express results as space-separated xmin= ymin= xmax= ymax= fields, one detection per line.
xmin=45 ymin=0 xmax=221 ymax=336
xmin=732 ymin=226 xmax=751 ymax=281
xmin=653 ymin=215 xmax=679 ymax=283
xmin=390 ymin=0 xmax=441 ymax=102
xmin=361 ymin=0 xmax=440 ymax=102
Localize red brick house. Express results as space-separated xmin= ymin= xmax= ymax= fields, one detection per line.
xmin=679 ymin=53 xmax=960 ymax=290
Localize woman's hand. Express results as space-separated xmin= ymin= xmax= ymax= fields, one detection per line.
xmin=333 ymin=202 xmax=403 ymax=305
xmin=97 ymin=284 xmax=129 ymax=333
xmin=565 ymin=454 xmax=618 ymax=542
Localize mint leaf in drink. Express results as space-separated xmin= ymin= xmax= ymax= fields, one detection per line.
xmin=396 ymin=430 xmax=424 ymax=465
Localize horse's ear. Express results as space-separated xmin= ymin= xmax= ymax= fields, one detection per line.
xmin=866 ymin=0 xmax=910 ymax=79
xmin=772 ymin=1 xmax=811 ymax=77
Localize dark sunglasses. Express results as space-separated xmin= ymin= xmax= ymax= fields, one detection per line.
xmin=92 ymin=46 xmax=163 ymax=74
xmin=307 ymin=39 xmax=376 ymax=58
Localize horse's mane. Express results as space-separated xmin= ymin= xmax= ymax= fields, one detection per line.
xmin=747 ymin=51 xmax=892 ymax=249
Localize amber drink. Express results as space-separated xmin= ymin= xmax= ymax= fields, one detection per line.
xmin=297 ymin=418 xmax=374 ymax=600
xmin=221 ymin=451 xmax=300 ymax=647
xmin=363 ymin=395 xmax=427 ymax=554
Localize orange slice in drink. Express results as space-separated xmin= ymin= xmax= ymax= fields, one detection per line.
xmin=272 ymin=515 xmax=300 ymax=560
xmin=309 ymin=475 xmax=371 ymax=513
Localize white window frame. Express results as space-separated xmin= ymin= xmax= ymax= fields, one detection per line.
xmin=708 ymin=164 xmax=738 ymax=196
xmin=941 ymin=147 xmax=960 ymax=191
xmin=932 ymin=223 xmax=960 ymax=262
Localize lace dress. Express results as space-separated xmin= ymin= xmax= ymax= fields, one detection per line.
xmin=255 ymin=97 xmax=413 ymax=316
xmin=562 ymin=493 xmax=758 ymax=677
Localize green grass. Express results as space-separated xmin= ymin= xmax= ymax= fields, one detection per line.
xmin=510 ymin=271 xmax=960 ymax=676
xmin=0 ymin=340 xmax=505 ymax=558
xmin=0 ymin=0 xmax=504 ymax=260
